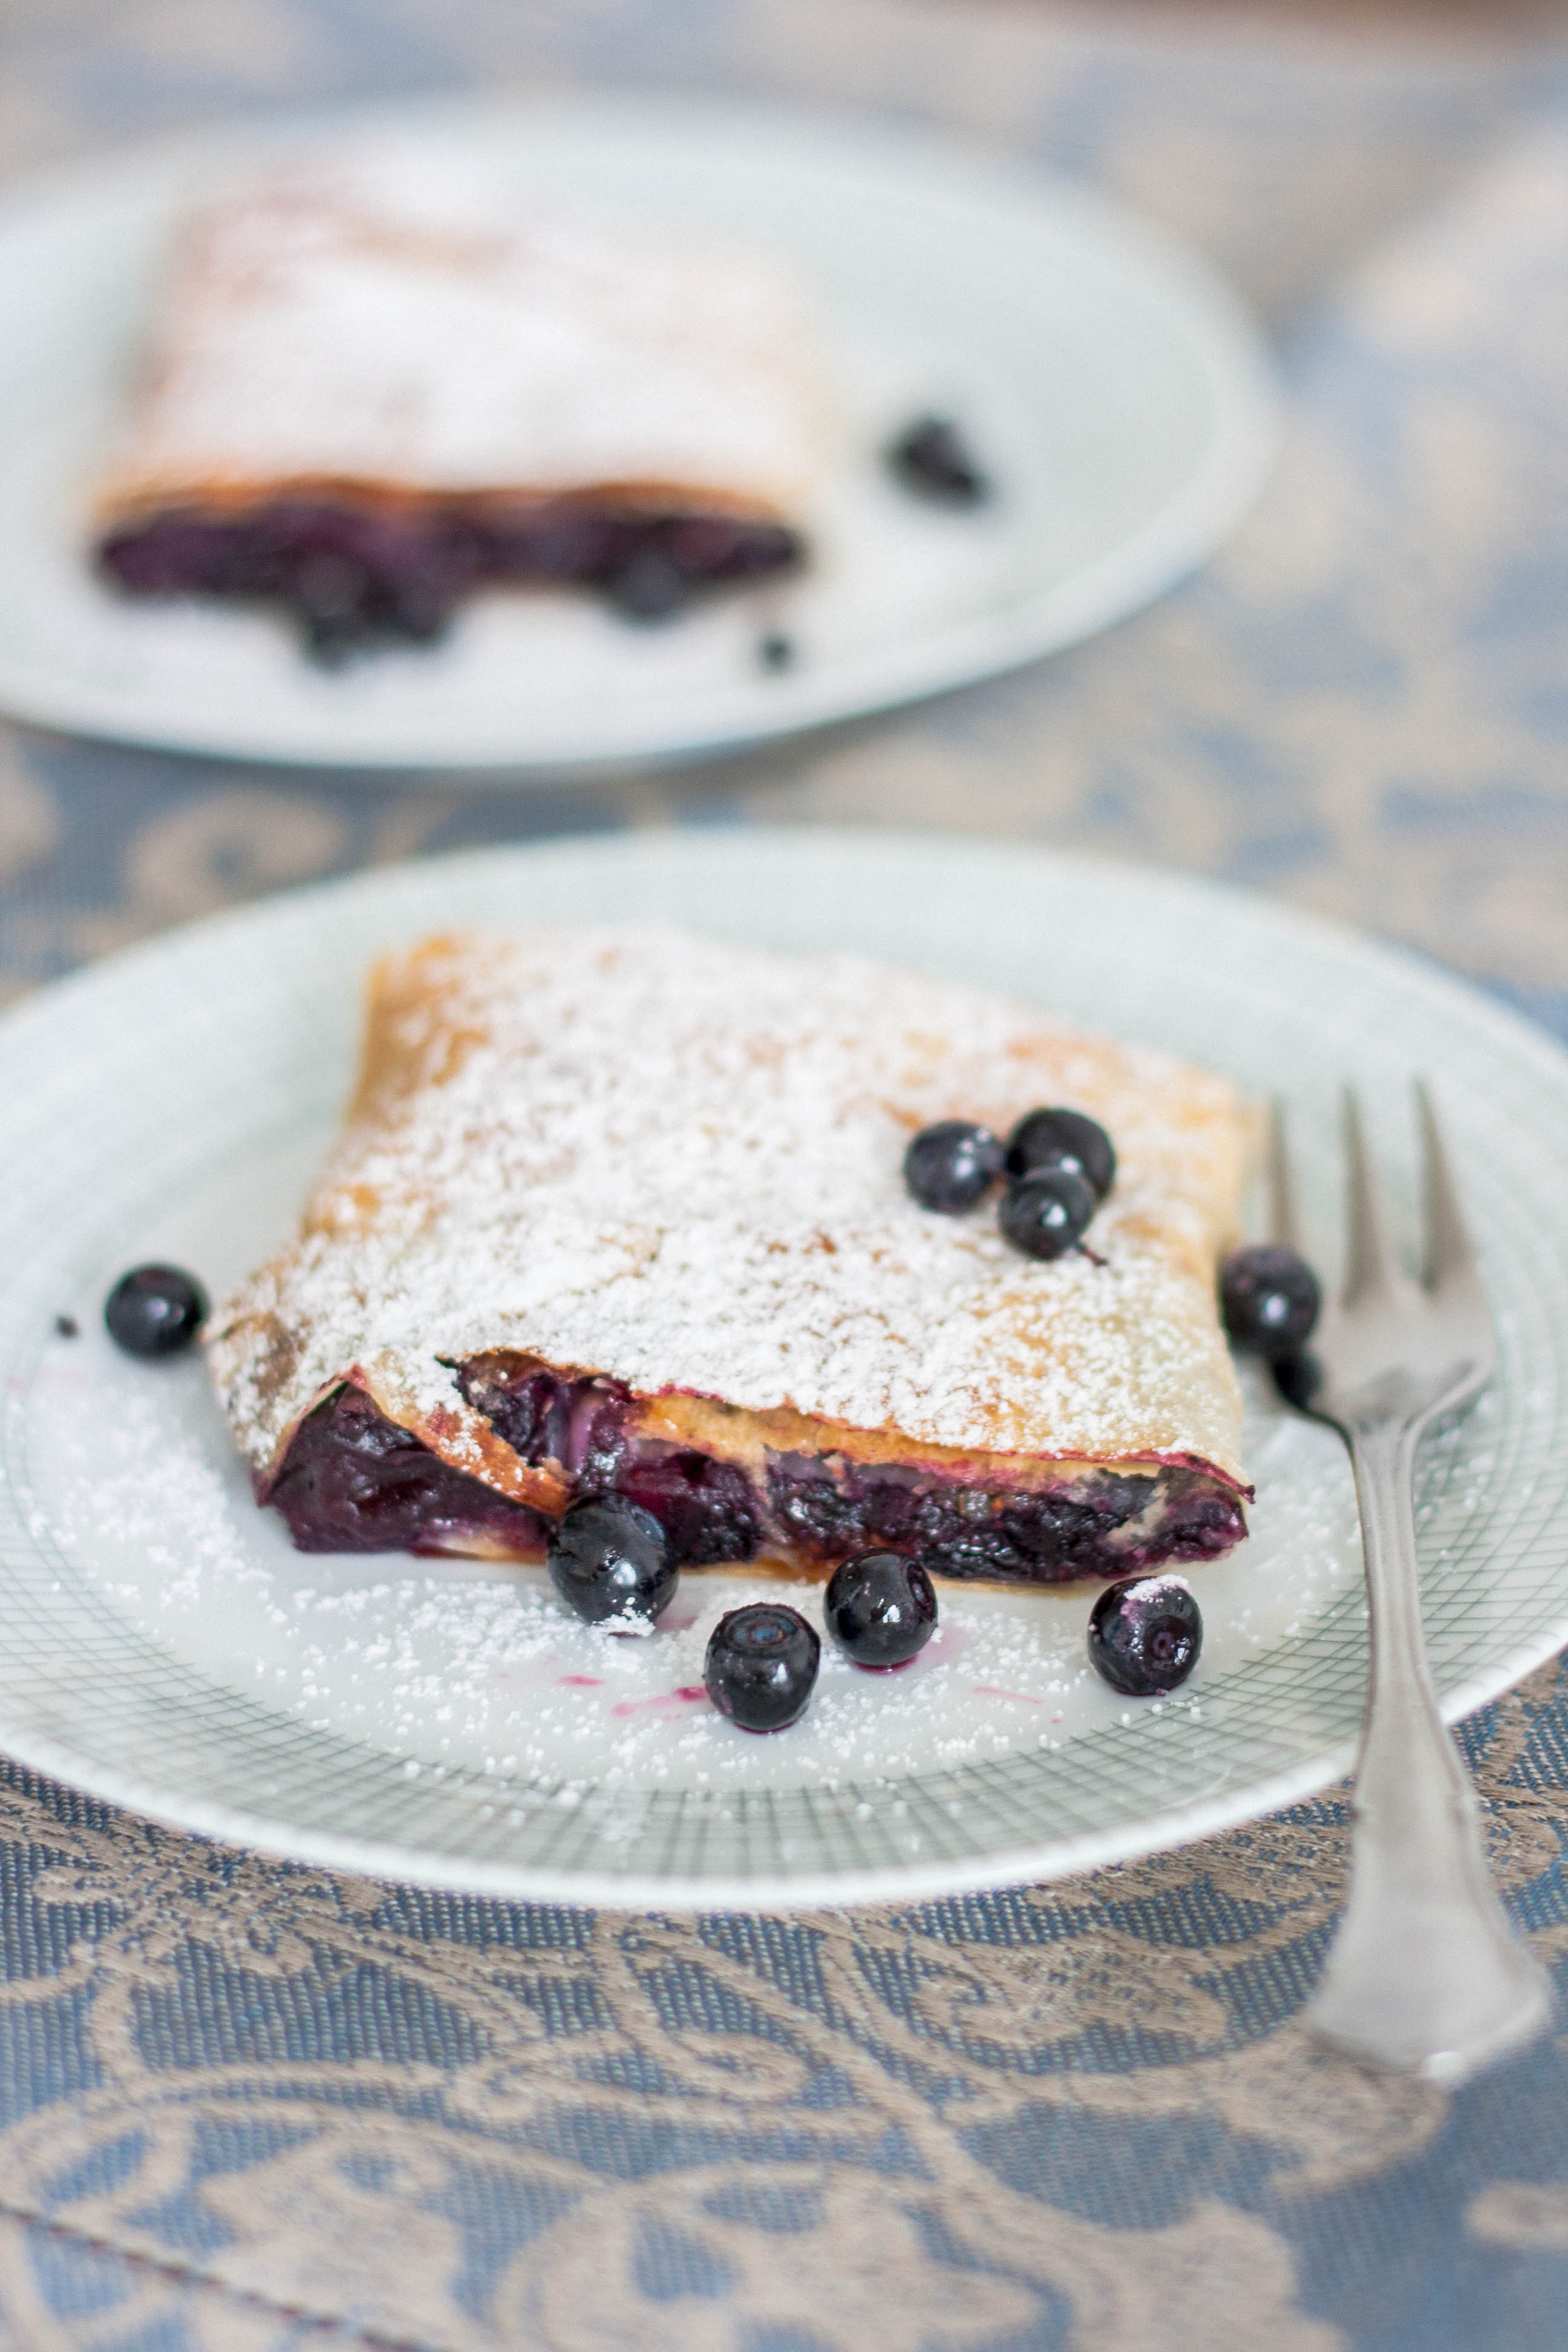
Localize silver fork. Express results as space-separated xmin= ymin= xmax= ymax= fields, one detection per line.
xmin=1270 ymin=1085 xmax=1553 ymax=2081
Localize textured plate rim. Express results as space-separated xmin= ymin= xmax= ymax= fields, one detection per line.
xmin=0 ymin=830 xmax=1567 ymax=1905
xmin=0 ymin=90 xmax=1278 ymax=776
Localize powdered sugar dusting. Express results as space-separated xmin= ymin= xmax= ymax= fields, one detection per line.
xmin=209 ymin=928 xmax=1250 ymax=1484
xmin=99 ymin=148 xmax=836 ymax=520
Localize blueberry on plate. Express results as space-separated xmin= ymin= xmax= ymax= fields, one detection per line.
xmin=704 ymin=1602 xmax=820 ymax=1732
xmin=886 ymin=415 xmax=990 ymax=506
xmin=1219 ymin=1244 xmax=1321 ymax=1359
xmin=1006 ymin=1107 xmax=1116 ymax=1201
xmin=903 ymin=1120 xmax=1007 ymax=1214
xmin=1088 ymin=1574 xmax=1202 ymax=1697
xmin=548 ymin=1492 xmax=678 ymax=1628
xmin=1272 ymin=1351 xmax=1324 ymax=1413
xmin=998 ymin=1165 xmax=1097 ymax=1260
xmin=103 ymin=1264 xmax=209 ymax=1359
xmin=825 ymin=1551 xmax=938 ymax=1670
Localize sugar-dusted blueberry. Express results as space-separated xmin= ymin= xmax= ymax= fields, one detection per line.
xmin=103 ymin=1264 xmax=208 ymax=1359
xmin=998 ymin=1165 xmax=1097 ymax=1260
xmin=1088 ymin=1574 xmax=1203 ymax=1697
xmin=547 ymin=1492 xmax=678 ymax=1629
xmin=825 ymin=1551 xmax=937 ymax=1670
xmin=704 ymin=1602 xmax=820 ymax=1732
xmin=1220 ymin=1244 xmax=1321 ymax=1359
xmin=1006 ymin=1107 xmax=1116 ymax=1201
xmin=886 ymin=415 xmax=990 ymax=506
xmin=904 ymin=1120 xmax=1007 ymax=1214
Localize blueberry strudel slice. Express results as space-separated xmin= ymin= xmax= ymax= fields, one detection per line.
xmin=95 ymin=151 xmax=834 ymax=658
xmin=208 ymin=930 xmax=1253 ymax=1583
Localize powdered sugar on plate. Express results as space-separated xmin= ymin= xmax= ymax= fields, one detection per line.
xmin=212 ymin=928 xmax=1252 ymax=1488
xmin=29 ymin=1304 xmax=1357 ymax=1800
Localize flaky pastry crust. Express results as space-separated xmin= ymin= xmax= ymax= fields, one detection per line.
xmin=209 ymin=930 xmax=1253 ymax=1578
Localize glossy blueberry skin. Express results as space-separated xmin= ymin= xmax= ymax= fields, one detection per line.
xmin=704 ymin=1603 xmax=821 ymax=1732
xmin=103 ymin=1264 xmax=209 ymax=1359
xmin=998 ymin=1165 xmax=1098 ymax=1260
xmin=825 ymin=1551 xmax=938 ymax=1670
xmin=1088 ymin=1574 xmax=1203 ymax=1697
xmin=1005 ymin=1107 xmax=1116 ymax=1201
xmin=1220 ymin=1244 xmax=1321 ymax=1359
xmin=886 ymin=415 xmax=990 ymax=506
xmin=547 ymin=1492 xmax=678 ymax=1628
xmin=903 ymin=1120 xmax=1007 ymax=1214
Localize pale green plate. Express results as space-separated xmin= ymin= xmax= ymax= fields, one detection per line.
xmin=2 ymin=830 xmax=1563 ymax=1907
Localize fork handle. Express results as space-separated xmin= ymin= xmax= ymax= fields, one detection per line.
xmin=1306 ymin=1420 xmax=1553 ymax=2080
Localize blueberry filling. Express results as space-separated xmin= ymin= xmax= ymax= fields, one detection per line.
xmin=99 ymin=498 xmax=805 ymax=663
xmin=766 ymin=1451 xmax=1238 ymax=1578
xmin=455 ymin=1356 xmax=763 ymax=1565
xmin=259 ymin=1357 xmax=1246 ymax=1579
xmin=264 ymin=1383 xmax=552 ymax=1557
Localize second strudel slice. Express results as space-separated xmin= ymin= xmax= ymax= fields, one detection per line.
xmin=96 ymin=151 xmax=834 ymax=658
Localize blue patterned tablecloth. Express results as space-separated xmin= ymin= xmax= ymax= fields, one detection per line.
xmin=1 ymin=3 xmax=1567 ymax=2346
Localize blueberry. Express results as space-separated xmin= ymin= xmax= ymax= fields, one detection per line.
xmin=704 ymin=1602 xmax=820 ymax=1732
xmin=103 ymin=1264 xmax=208 ymax=1359
xmin=904 ymin=1120 xmax=1007 ymax=1214
xmin=547 ymin=1492 xmax=677 ymax=1628
xmin=825 ymin=1551 xmax=937 ymax=1670
xmin=1006 ymin=1108 xmax=1116 ymax=1200
xmin=1088 ymin=1574 xmax=1202 ymax=1696
xmin=1272 ymin=1351 xmax=1323 ymax=1411
xmin=887 ymin=416 xmax=990 ymax=505
xmin=998 ymin=1166 xmax=1097 ymax=1259
xmin=1220 ymin=1244 xmax=1321 ymax=1359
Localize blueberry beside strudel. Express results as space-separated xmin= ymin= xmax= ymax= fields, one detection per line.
xmin=94 ymin=155 xmax=832 ymax=658
xmin=208 ymin=930 xmax=1253 ymax=1584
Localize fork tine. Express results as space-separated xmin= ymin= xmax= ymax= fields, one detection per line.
xmin=1266 ymin=1099 xmax=1298 ymax=1251
xmin=1416 ymin=1079 xmax=1478 ymax=1294
xmin=1342 ymin=1086 xmax=1399 ymax=1302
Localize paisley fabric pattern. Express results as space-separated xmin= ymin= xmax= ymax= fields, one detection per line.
xmin=0 ymin=1668 xmax=1565 ymax=2351
xmin=0 ymin=0 xmax=1567 ymax=2343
